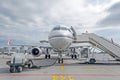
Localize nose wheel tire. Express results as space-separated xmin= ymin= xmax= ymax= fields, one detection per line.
xmin=58 ymin=58 xmax=63 ymax=63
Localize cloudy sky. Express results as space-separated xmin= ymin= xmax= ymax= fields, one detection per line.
xmin=0 ymin=0 xmax=120 ymax=47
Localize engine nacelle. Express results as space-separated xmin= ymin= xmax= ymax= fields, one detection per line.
xmin=31 ymin=47 xmax=42 ymax=57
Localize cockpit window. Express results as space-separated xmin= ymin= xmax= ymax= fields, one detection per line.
xmin=60 ymin=27 xmax=67 ymax=30
xmin=60 ymin=27 xmax=72 ymax=32
xmin=52 ymin=27 xmax=60 ymax=30
xmin=52 ymin=26 xmax=72 ymax=33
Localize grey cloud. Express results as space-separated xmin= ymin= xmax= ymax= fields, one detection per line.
xmin=0 ymin=0 xmax=58 ymax=46
xmin=0 ymin=0 xmax=57 ymax=24
xmin=0 ymin=7 xmax=17 ymax=21
xmin=108 ymin=2 xmax=120 ymax=12
xmin=0 ymin=0 xmax=119 ymax=46
xmin=98 ymin=2 xmax=120 ymax=27
xmin=85 ymin=0 xmax=111 ymax=6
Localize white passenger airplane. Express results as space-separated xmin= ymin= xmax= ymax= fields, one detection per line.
xmin=31 ymin=25 xmax=77 ymax=63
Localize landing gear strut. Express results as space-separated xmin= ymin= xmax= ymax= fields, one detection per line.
xmin=45 ymin=48 xmax=51 ymax=59
xmin=71 ymin=48 xmax=77 ymax=59
xmin=58 ymin=58 xmax=63 ymax=63
xmin=58 ymin=52 xmax=63 ymax=63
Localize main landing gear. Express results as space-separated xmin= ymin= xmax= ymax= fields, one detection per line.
xmin=45 ymin=48 xmax=51 ymax=59
xmin=45 ymin=54 xmax=51 ymax=59
xmin=71 ymin=48 xmax=77 ymax=59
xmin=71 ymin=54 xmax=77 ymax=59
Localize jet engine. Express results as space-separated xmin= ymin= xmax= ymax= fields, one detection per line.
xmin=31 ymin=47 xmax=42 ymax=57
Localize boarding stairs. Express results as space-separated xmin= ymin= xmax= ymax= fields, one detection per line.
xmin=76 ymin=33 xmax=120 ymax=60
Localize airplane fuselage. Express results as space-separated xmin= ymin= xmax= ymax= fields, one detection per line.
xmin=48 ymin=25 xmax=74 ymax=51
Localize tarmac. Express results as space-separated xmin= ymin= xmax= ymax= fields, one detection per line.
xmin=0 ymin=54 xmax=120 ymax=80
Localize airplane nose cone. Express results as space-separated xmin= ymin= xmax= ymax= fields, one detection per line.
xmin=49 ymin=30 xmax=73 ymax=51
xmin=49 ymin=36 xmax=73 ymax=51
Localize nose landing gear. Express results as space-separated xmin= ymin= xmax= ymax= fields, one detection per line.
xmin=58 ymin=52 xmax=63 ymax=63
